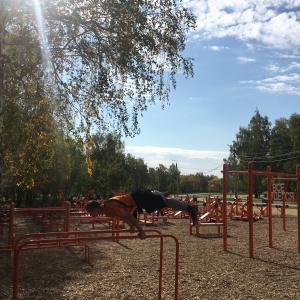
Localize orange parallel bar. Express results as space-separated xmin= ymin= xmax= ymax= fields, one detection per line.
xmin=2 ymin=202 xmax=117 ymax=252
xmin=13 ymin=229 xmax=179 ymax=300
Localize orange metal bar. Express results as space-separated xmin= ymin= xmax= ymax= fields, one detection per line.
xmin=248 ymin=162 xmax=254 ymax=258
xmin=13 ymin=230 xmax=179 ymax=300
xmin=223 ymin=164 xmax=228 ymax=251
xmin=14 ymin=207 xmax=66 ymax=213
xmin=297 ymin=165 xmax=300 ymax=253
xmin=273 ymin=178 xmax=297 ymax=181
xmin=251 ymin=171 xmax=295 ymax=177
xmin=229 ymin=170 xmax=295 ymax=177
xmin=235 ymin=197 xmax=239 ymax=217
xmin=8 ymin=202 xmax=14 ymax=247
xmin=159 ymin=235 xmax=163 ymax=297
xmin=267 ymin=166 xmax=273 ymax=248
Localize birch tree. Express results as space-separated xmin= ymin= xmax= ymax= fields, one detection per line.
xmin=0 ymin=0 xmax=196 ymax=192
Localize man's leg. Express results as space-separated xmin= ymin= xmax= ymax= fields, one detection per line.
xmin=163 ymin=197 xmax=198 ymax=225
xmin=163 ymin=197 xmax=188 ymax=210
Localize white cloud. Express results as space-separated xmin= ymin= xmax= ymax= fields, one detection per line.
xmin=240 ymin=73 xmax=300 ymax=95
xmin=189 ymin=97 xmax=203 ymax=101
xmin=260 ymin=12 xmax=300 ymax=49
xmin=266 ymin=64 xmax=281 ymax=72
xmin=266 ymin=73 xmax=300 ymax=82
xmin=257 ymin=82 xmax=299 ymax=94
xmin=278 ymin=53 xmax=300 ymax=59
xmin=126 ymin=146 xmax=226 ymax=159
xmin=266 ymin=62 xmax=300 ymax=73
xmin=125 ymin=146 xmax=228 ymax=176
xmin=185 ymin=0 xmax=300 ymax=50
xmin=237 ymin=56 xmax=256 ymax=63
xmin=210 ymin=45 xmax=229 ymax=51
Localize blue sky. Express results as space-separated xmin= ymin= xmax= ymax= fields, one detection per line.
xmin=124 ymin=0 xmax=300 ymax=177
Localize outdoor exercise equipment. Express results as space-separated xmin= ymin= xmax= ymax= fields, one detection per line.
xmin=253 ymin=202 xmax=268 ymax=218
xmin=223 ymin=163 xmax=300 ymax=258
xmin=13 ymin=229 xmax=180 ymax=300
xmin=138 ymin=211 xmax=168 ymax=225
xmin=229 ymin=197 xmax=261 ymax=221
xmin=201 ymin=196 xmax=223 ymax=222
xmin=0 ymin=201 xmax=117 ymax=252
xmin=189 ymin=196 xmax=225 ymax=237
xmin=74 ymin=190 xmax=99 ymax=211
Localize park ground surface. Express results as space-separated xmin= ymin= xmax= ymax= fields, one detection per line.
xmin=1 ymin=204 xmax=300 ymax=300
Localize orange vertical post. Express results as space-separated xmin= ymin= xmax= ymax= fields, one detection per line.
xmin=235 ymin=197 xmax=239 ymax=217
xmin=248 ymin=162 xmax=254 ymax=258
xmin=8 ymin=202 xmax=14 ymax=248
xmin=222 ymin=164 xmax=228 ymax=251
xmin=267 ymin=166 xmax=273 ymax=248
xmin=297 ymin=165 xmax=300 ymax=253
xmin=158 ymin=235 xmax=163 ymax=299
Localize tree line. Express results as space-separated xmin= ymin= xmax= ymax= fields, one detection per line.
xmin=226 ymin=110 xmax=300 ymax=197
xmin=3 ymin=108 xmax=300 ymax=206
xmin=1 ymin=126 xmax=220 ymax=206
xmin=2 ymin=104 xmax=299 ymax=205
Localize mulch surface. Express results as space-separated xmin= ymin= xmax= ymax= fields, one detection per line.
xmin=1 ymin=207 xmax=300 ymax=300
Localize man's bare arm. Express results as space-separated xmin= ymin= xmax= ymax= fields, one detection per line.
xmin=121 ymin=211 xmax=146 ymax=239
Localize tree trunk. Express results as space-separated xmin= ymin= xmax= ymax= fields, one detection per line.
xmin=16 ymin=188 xmax=24 ymax=208
xmin=25 ymin=189 xmax=33 ymax=207
xmin=42 ymin=191 xmax=48 ymax=207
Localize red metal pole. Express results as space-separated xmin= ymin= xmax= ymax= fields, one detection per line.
xmin=159 ymin=236 xmax=163 ymax=300
xmin=222 ymin=164 xmax=228 ymax=251
xmin=8 ymin=202 xmax=14 ymax=248
xmin=297 ymin=165 xmax=300 ymax=253
xmin=248 ymin=162 xmax=254 ymax=258
xmin=13 ymin=244 xmax=21 ymax=300
xmin=174 ymin=234 xmax=179 ymax=300
xmin=267 ymin=166 xmax=273 ymax=248
xmin=196 ymin=221 xmax=199 ymax=236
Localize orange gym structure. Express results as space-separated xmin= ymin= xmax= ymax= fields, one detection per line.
xmin=12 ymin=229 xmax=179 ymax=300
xmin=223 ymin=163 xmax=300 ymax=258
